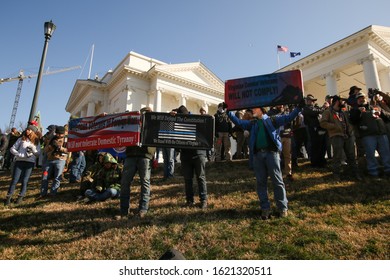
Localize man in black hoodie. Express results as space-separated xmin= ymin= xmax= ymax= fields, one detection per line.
xmin=171 ymin=105 xmax=208 ymax=209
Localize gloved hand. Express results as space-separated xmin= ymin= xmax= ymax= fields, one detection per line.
xmin=244 ymin=130 xmax=250 ymax=138
xmin=96 ymin=186 xmax=103 ymax=192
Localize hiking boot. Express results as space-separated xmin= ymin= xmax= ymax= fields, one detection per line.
xmin=82 ymin=197 xmax=92 ymax=203
xmin=200 ymin=200 xmax=208 ymax=209
xmin=261 ymin=209 xmax=271 ymax=220
xmin=279 ymin=209 xmax=288 ymax=218
xmin=367 ymin=174 xmax=382 ymax=182
xmin=4 ymin=196 xmax=11 ymax=206
xmin=334 ymin=174 xmax=342 ymax=182
xmin=138 ymin=210 xmax=147 ymax=219
xmin=15 ymin=196 xmax=23 ymax=205
xmin=35 ymin=194 xmax=47 ymax=201
xmin=286 ymin=174 xmax=294 ymax=182
xmin=184 ymin=201 xmax=195 ymax=207
xmin=354 ymin=173 xmax=363 ymax=181
xmin=114 ymin=214 xmax=129 ymax=221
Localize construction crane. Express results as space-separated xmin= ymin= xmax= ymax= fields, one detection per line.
xmin=0 ymin=65 xmax=81 ymax=128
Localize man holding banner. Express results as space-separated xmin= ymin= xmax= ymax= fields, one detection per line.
xmin=170 ymin=105 xmax=208 ymax=209
xmin=119 ymin=107 xmax=156 ymax=219
xmin=227 ymin=101 xmax=305 ymax=219
xmin=225 ymin=69 xmax=305 ymax=219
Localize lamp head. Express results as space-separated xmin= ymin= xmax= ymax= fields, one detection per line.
xmin=44 ymin=20 xmax=56 ymax=39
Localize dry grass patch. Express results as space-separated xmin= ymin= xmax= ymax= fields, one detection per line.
xmin=0 ymin=159 xmax=389 ymax=260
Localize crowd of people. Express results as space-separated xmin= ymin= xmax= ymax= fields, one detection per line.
xmin=2 ymin=85 xmax=390 ymax=220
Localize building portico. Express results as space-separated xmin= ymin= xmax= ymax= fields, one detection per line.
xmin=66 ymin=52 xmax=224 ymax=118
xmin=278 ymin=25 xmax=390 ymax=100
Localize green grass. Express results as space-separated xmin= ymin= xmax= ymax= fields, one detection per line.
xmin=0 ymin=159 xmax=389 ymax=260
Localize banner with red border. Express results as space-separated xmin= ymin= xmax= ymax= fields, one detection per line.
xmin=67 ymin=112 xmax=141 ymax=152
xmin=225 ymin=70 xmax=304 ymax=110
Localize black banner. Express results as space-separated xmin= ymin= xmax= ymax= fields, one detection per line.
xmin=141 ymin=112 xmax=214 ymax=149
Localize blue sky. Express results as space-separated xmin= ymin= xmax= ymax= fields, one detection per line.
xmin=1 ymin=0 xmax=389 ymax=132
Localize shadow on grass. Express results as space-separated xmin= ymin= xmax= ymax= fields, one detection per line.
xmin=288 ymin=173 xmax=390 ymax=207
xmin=0 ymin=202 xmax=263 ymax=248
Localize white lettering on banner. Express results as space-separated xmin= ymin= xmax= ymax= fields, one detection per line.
xmin=116 ymin=136 xmax=135 ymax=145
xmin=98 ymin=137 xmax=117 ymax=145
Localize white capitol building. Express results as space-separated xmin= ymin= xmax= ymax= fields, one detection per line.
xmin=66 ymin=25 xmax=390 ymax=117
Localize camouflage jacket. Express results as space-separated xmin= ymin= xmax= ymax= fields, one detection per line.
xmin=93 ymin=164 xmax=123 ymax=192
xmin=83 ymin=162 xmax=104 ymax=182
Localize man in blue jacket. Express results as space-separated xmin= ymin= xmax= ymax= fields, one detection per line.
xmin=227 ymin=100 xmax=304 ymax=219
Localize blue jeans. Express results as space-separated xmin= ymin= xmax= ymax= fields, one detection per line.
xmin=40 ymin=159 xmax=66 ymax=195
xmin=69 ymin=152 xmax=86 ymax=182
xmin=162 ymin=147 xmax=175 ymax=178
xmin=85 ymin=188 xmax=119 ymax=201
xmin=181 ymin=155 xmax=207 ymax=203
xmin=7 ymin=161 xmax=35 ymax=197
xmin=253 ymin=151 xmax=288 ymax=211
xmin=362 ymin=135 xmax=390 ymax=176
xmin=120 ymin=157 xmax=151 ymax=215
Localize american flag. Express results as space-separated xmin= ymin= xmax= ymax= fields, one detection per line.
xmin=277 ymin=45 xmax=288 ymax=52
xmin=158 ymin=122 xmax=196 ymax=140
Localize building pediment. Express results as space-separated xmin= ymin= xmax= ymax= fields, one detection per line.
xmin=66 ymin=79 xmax=105 ymax=114
xmin=149 ymin=62 xmax=224 ymax=93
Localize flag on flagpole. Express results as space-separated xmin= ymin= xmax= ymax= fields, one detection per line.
xmin=277 ymin=45 xmax=288 ymax=52
xmin=35 ymin=111 xmax=43 ymax=134
xmin=290 ymin=52 xmax=301 ymax=58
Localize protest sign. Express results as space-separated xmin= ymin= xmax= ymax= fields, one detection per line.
xmin=141 ymin=112 xmax=214 ymax=149
xmin=67 ymin=112 xmax=141 ymax=152
xmin=225 ymin=69 xmax=303 ymax=110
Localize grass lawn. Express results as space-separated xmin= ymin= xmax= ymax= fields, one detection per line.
xmin=0 ymin=159 xmax=389 ymax=260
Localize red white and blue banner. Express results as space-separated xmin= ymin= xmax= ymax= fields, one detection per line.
xmin=67 ymin=112 xmax=141 ymax=152
xmin=225 ymin=70 xmax=304 ymax=110
xmin=141 ymin=112 xmax=214 ymax=149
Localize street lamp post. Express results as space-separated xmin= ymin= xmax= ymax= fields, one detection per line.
xmin=28 ymin=20 xmax=56 ymax=122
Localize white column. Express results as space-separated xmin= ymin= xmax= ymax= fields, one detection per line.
xmin=322 ymin=71 xmax=338 ymax=96
xmin=202 ymin=102 xmax=209 ymax=114
xmin=379 ymin=67 xmax=390 ymax=92
xmin=181 ymin=94 xmax=187 ymax=107
xmin=358 ymin=54 xmax=381 ymax=90
xmin=154 ymin=89 xmax=162 ymax=112
xmin=80 ymin=106 xmax=87 ymax=118
xmin=86 ymin=101 xmax=95 ymax=117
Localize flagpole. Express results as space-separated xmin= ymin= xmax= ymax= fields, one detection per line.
xmin=88 ymin=44 xmax=95 ymax=80
xmin=277 ymin=52 xmax=280 ymax=69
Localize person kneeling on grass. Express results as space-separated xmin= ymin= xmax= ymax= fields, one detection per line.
xmin=227 ymin=99 xmax=305 ymax=220
xmin=82 ymin=153 xmax=122 ymax=203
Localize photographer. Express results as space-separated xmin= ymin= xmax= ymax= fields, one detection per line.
xmin=320 ymin=95 xmax=361 ymax=181
xmin=369 ymin=89 xmax=390 ymax=146
xmin=38 ymin=126 xmax=69 ymax=198
xmin=349 ymin=93 xmax=390 ymax=180
xmin=301 ymin=94 xmax=327 ymax=168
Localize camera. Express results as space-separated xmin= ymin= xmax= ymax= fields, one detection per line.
xmin=26 ymin=147 xmax=33 ymax=157
xmin=368 ymin=88 xmax=377 ymax=99
xmin=50 ymin=142 xmax=61 ymax=153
